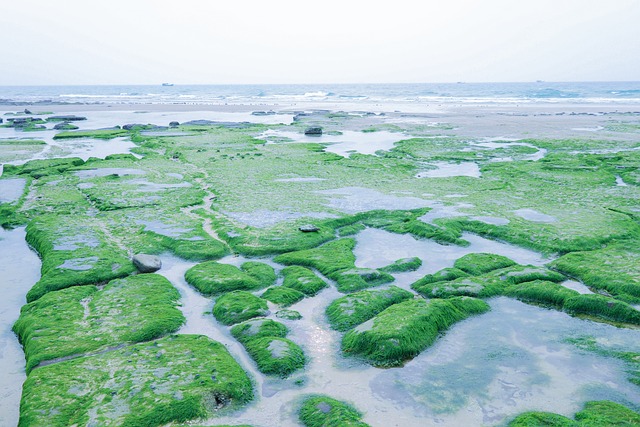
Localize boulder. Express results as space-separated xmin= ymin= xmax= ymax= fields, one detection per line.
xmin=47 ymin=115 xmax=87 ymax=122
xmin=304 ymin=127 xmax=323 ymax=136
xmin=53 ymin=121 xmax=79 ymax=130
xmin=24 ymin=109 xmax=32 ymax=114
xmin=299 ymin=224 xmax=320 ymax=233
xmin=0 ymin=118 xmax=3 ymax=124
xmin=169 ymin=121 xmax=180 ymax=127
xmin=132 ymin=254 xmax=162 ymax=273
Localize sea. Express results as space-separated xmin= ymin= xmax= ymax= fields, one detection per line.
xmin=1 ymin=81 xmax=639 ymax=106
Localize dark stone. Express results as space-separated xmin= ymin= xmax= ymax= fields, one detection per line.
xmin=169 ymin=121 xmax=180 ymax=127
xmin=299 ymin=224 xmax=320 ymax=233
xmin=132 ymin=254 xmax=162 ymax=273
xmin=122 ymin=123 xmax=160 ymax=130
xmin=47 ymin=115 xmax=87 ymax=122
xmin=24 ymin=109 xmax=32 ymax=114
xmin=53 ymin=121 xmax=79 ymax=130
xmin=251 ymin=111 xmax=276 ymax=116
xmin=0 ymin=118 xmax=3 ymax=124
xmin=304 ymin=127 xmax=323 ymax=136
xmin=182 ymin=120 xmax=251 ymax=129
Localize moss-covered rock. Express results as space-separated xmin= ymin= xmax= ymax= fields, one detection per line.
xmin=213 ymin=291 xmax=269 ymax=325
xmin=242 ymin=336 xmax=305 ymax=377
xmin=299 ymin=395 xmax=370 ymax=427
xmin=379 ymin=257 xmax=422 ymax=273
xmin=342 ymin=297 xmax=490 ymax=367
xmin=185 ymin=261 xmax=274 ymax=296
xmin=19 ymin=335 xmax=253 ymax=427
xmin=505 ymin=280 xmax=579 ymax=309
xmin=230 ymin=318 xmax=289 ymax=344
xmin=261 ymin=286 xmax=305 ymax=307
xmin=508 ymin=400 xmax=640 ymax=426
xmin=453 ymin=252 xmax=517 ymax=276
xmin=563 ymin=294 xmax=640 ymax=325
xmin=325 ymin=286 xmax=414 ymax=332
xmin=281 ymin=266 xmax=328 ymax=296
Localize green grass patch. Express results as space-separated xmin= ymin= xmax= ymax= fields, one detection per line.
xmin=14 ymin=274 xmax=184 ymax=373
xmin=453 ymin=252 xmax=517 ymax=275
xmin=18 ymin=335 xmax=253 ymax=427
xmin=261 ymin=286 xmax=305 ymax=307
xmin=504 ymin=280 xmax=579 ymax=309
xmin=379 ymin=257 xmax=422 ymax=273
xmin=242 ymin=336 xmax=306 ymax=377
xmin=508 ymin=400 xmax=640 ymax=426
xmin=325 ymin=286 xmax=414 ymax=332
xmin=563 ymin=294 xmax=640 ymax=325
xmin=298 ymin=395 xmax=370 ymax=427
xmin=281 ymin=266 xmax=328 ymax=296
xmin=184 ymin=261 xmax=273 ymax=296
xmin=230 ymin=318 xmax=289 ymax=344
xmin=53 ymin=129 xmax=129 ymax=140
xmin=342 ymin=297 xmax=490 ymax=367
xmin=212 ymin=291 xmax=269 ymax=325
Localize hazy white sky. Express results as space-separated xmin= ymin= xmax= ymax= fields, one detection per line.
xmin=1 ymin=0 xmax=638 ymax=85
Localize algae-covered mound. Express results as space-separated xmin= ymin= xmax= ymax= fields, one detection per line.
xmin=411 ymin=267 xmax=470 ymax=294
xmin=19 ymin=335 xmax=253 ymax=427
xmin=274 ymin=238 xmax=394 ymax=293
xmin=342 ymin=297 xmax=490 ymax=367
xmin=13 ymin=274 xmax=184 ymax=373
xmin=379 ymin=256 xmax=422 ymax=273
xmin=185 ymin=261 xmax=275 ymax=296
xmin=281 ymin=266 xmax=328 ymax=296
xmin=261 ymin=286 xmax=305 ymax=307
xmin=505 ymin=280 xmax=579 ymax=309
xmin=230 ymin=318 xmax=289 ymax=343
xmin=563 ymin=294 xmax=640 ymax=325
xmin=213 ymin=291 xmax=269 ymax=325
xmin=453 ymin=252 xmax=517 ymax=276
xmin=299 ymin=395 xmax=370 ymax=427
xmin=326 ymin=286 xmax=414 ymax=332
xmin=508 ymin=400 xmax=640 ymax=426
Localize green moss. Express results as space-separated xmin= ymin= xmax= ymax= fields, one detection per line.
xmin=299 ymin=395 xmax=370 ymax=427
xmin=274 ymin=239 xmax=394 ymax=293
xmin=230 ymin=318 xmax=289 ymax=344
xmin=411 ymin=267 xmax=470 ymax=294
xmin=276 ymin=309 xmax=303 ymax=320
xmin=184 ymin=262 xmax=263 ymax=296
xmin=261 ymin=286 xmax=305 ymax=307
xmin=504 ymin=280 xmax=579 ymax=309
xmin=18 ymin=335 xmax=253 ymax=427
xmin=508 ymin=400 xmax=640 ymax=427
xmin=281 ymin=266 xmax=328 ymax=296
xmin=342 ymin=297 xmax=490 ymax=367
xmin=413 ymin=277 xmax=501 ymax=299
xmin=563 ymin=294 xmax=640 ymax=325
xmin=488 ymin=265 xmax=566 ymax=285
xmin=379 ymin=257 xmax=422 ymax=273
xmin=508 ymin=411 xmax=577 ymax=426
xmin=453 ymin=252 xmax=517 ymax=275
xmin=3 ymin=157 xmax=85 ymax=178
xmin=212 ymin=291 xmax=269 ymax=325
xmin=242 ymin=336 xmax=305 ymax=377
xmin=53 ymin=129 xmax=129 ymax=140
xmin=326 ymin=286 xmax=414 ymax=332
xmin=240 ymin=261 xmax=276 ymax=288
xmin=14 ymin=274 xmax=184 ymax=373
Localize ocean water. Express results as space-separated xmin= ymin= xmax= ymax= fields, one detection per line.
xmin=1 ymin=82 xmax=639 ymax=105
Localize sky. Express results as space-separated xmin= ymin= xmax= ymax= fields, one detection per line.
xmin=0 ymin=0 xmax=639 ymax=85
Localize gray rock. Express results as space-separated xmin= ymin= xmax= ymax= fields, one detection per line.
xmin=169 ymin=121 xmax=180 ymax=127
xmin=299 ymin=224 xmax=320 ymax=232
xmin=24 ymin=109 xmax=32 ymax=114
xmin=304 ymin=127 xmax=323 ymax=136
xmin=47 ymin=115 xmax=87 ymax=122
xmin=53 ymin=121 xmax=79 ymax=130
xmin=132 ymin=254 xmax=162 ymax=273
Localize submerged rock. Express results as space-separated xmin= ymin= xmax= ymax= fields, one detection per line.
xmin=304 ymin=126 xmax=323 ymax=135
xmin=169 ymin=121 xmax=180 ymax=127
xmin=298 ymin=224 xmax=319 ymax=232
xmin=132 ymin=254 xmax=162 ymax=273
xmin=53 ymin=121 xmax=79 ymax=130
xmin=24 ymin=108 xmax=32 ymax=114
xmin=252 ymin=110 xmax=276 ymax=116
xmin=47 ymin=115 xmax=87 ymax=121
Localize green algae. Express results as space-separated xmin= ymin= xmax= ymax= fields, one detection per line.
xmin=242 ymin=336 xmax=306 ymax=377
xmin=18 ymin=335 xmax=253 ymax=427
xmin=341 ymin=297 xmax=490 ymax=367
xmin=230 ymin=318 xmax=289 ymax=343
xmin=379 ymin=256 xmax=422 ymax=273
xmin=563 ymin=294 xmax=640 ymax=325
xmin=274 ymin=238 xmax=394 ymax=293
xmin=453 ymin=252 xmax=517 ymax=275
xmin=14 ymin=274 xmax=184 ymax=373
xmin=212 ymin=291 xmax=269 ymax=325
xmin=325 ymin=286 xmax=414 ymax=332
xmin=505 ymin=280 xmax=580 ymax=309
xmin=261 ymin=286 xmax=305 ymax=307
xmin=184 ymin=261 xmax=273 ymax=296
xmin=281 ymin=266 xmax=328 ymax=296
xmin=298 ymin=395 xmax=370 ymax=427
xmin=53 ymin=129 xmax=129 ymax=139
xmin=508 ymin=400 xmax=640 ymax=427
xmin=276 ymin=309 xmax=303 ymax=320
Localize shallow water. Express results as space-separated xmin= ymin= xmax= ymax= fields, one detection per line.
xmin=471 ymin=215 xmax=510 ymax=225
xmin=559 ymin=280 xmax=594 ymax=295
xmin=74 ymin=167 xmax=146 ymax=179
xmin=317 ymin=187 xmax=431 ymax=214
xmin=615 ymin=175 xmax=628 ymax=187
xmin=416 ymin=161 xmax=481 ymax=178
xmin=514 ymin=208 xmax=557 ymax=223
xmin=223 ymin=210 xmax=337 ymax=229
xmin=0 ymin=178 xmax=26 ymax=203
xmin=470 ymin=140 xmax=547 ymax=161
xmin=0 ymin=227 xmax=41 ymax=426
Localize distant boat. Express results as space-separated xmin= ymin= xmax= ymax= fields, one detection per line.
xmin=162 ymin=83 xmax=174 ymax=87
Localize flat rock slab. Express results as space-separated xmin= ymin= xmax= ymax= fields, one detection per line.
xmin=132 ymin=254 xmax=162 ymax=272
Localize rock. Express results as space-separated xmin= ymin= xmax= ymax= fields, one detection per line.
xmin=122 ymin=123 xmax=159 ymax=130
xmin=53 ymin=121 xmax=79 ymax=130
xmin=132 ymin=254 xmax=162 ymax=273
xmin=0 ymin=118 xmax=3 ymax=124
xmin=24 ymin=109 xmax=32 ymax=114
xmin=47 ymin=115 xmax=87 ymax=122
xmin=299 ymin=224 xmax=319 ymax=233
xmin=169 ymin=121 xmax=180 ymax=127
xmin=304 ymin=127 xmax=323 ymax=136
xmin=251 ymin=111 xmax=275 ymax=116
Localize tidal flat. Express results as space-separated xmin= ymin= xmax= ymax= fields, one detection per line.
xmin=0 ymin=99 xmax=639 ymax=427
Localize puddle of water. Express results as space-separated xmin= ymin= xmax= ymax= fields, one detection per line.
xmin=470 ymin=140 xmax=547 ymax=161
xmin=57 ymin=256 xmax=99 ymax=271
xmin=260 ymin=130 xmax=407 ymax=157
xmin=514 ymin=208 xmax=557 ymax=223
xmin=135 ymin=220 xmax=193 ymax=238
xmin=317 ymin=187 xmax=430 ymax=214
xmin=419 ymin=202 xmax=474 ymax=224
xmin=559 ymin=280 xmax=594 ymax=295
xmin=0 ymin=178 xmax=26 ymax=203
xmin=127 ymin=179 xmax=192 ymax=192
xmin=416 ymin=161 xmax=481 ymax=178
xmin=0 ymin=227 xmax=41 ymax=426
xmin=223 ymin=210 xmax=338 ymax=229
xmin=615 ymin=176 xmax=628 ymax=187
xmin=471 ymin=215 xmax=510 ymax=226
xmin=274 ymin=177 xmax=326 ymax=183
xmin=74 ymin=168 xmax=146 ymax=179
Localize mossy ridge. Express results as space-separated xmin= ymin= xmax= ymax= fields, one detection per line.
xmin=212 ymin=291 xmax=269 ymax=325
xmin=14 ymin=274 xmax=184 ymax=373
xmin=230 ymin=318 xmax=289 ymax=344
xmin=241 ymin=336 xmax=306 ymax=377
xmin=508 ymin=400 xmax=640 ymax=426
xmin=505 ymin=280 xmax=580 ymax=309
xmin=298 ymin=394 xmax=370 ymax=427
xmin=2 ymin=157 xmax=85 ymax=179
xmin=453 ymin=252 xmax=517 ymax=275
xmin=18 ymin=335 xmax=253 ymax=427
xmin=379 ymin=256 xmax=422 ymax=273
xmin=261 ymin=286 xmax=305 ymax=307
xmin=414 ymin=276 xmax=502 ymax=299
xmin=550 ymin=243 xmax=640 ymax=303
xmin=184 ymin=262 xmax=271 ymax=296
xmin=563 ymin=294 xmax=640 ymax=325
xmin=0 ymin=176 xmax=31 ymax=228
xmin=53 ymin=128 xmax=129 ymax=139
xmin=326 ymin=286 xmax=414 ymax=332
xmin=281 ymin=266 xmax=328 ymax=296
xmin=341 ymin=297 xmax=490 ymax=367
xmin=24 ymin=215 xmax=135 ymax=302
xmin=274 ymin=238 xmax=394 ymax=293
xmin=411 ymin=267 xmax=470 ymax=293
